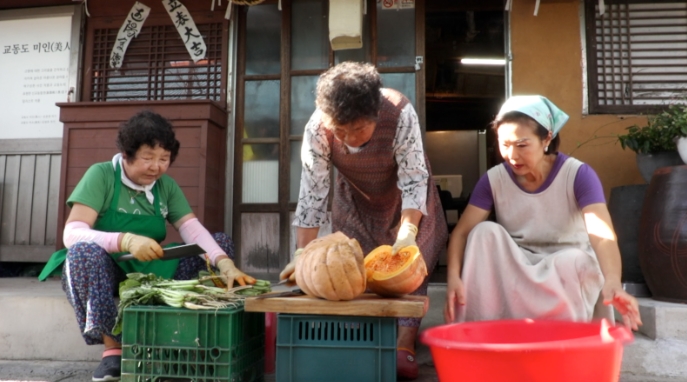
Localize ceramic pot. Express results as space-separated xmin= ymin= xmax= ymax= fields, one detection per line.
xmin=608 ymin=185 xmax=648 ymax=285
xmin=678 ymin=136 xmax=687 ymax=165
xmin=638 ymin=165 xmax=687 ymax=303
xmin=635 ymin=151 xmax=683 ymax=183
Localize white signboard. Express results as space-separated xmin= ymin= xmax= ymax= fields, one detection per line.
xmin=379 ymin=0 xmax=415 ymax=10
xmin=0 ymin=14 xmax=73 ymax=139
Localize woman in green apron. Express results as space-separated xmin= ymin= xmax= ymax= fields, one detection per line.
xmin=38 ymin=111 xmax=254 ymax=382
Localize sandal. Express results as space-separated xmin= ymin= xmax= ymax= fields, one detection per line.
xmin=396 ymin=347 xmax=418 ymax=381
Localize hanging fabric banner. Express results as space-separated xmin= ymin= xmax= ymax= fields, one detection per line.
xmin=163 ymin=0 xmax=207 ymax=62
xmin=110 ymin=2 xmax=151 ymax=69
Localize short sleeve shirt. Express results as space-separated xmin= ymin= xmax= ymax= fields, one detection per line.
xmin=67 ymin=162 xmax=193 ymax=225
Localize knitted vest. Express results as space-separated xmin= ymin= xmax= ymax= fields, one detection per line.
xmin=325 ymin=88 xmax=448 ymax=260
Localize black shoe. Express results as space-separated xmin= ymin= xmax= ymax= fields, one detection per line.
xmin=92 ymin=355 xmax=121 ymax=381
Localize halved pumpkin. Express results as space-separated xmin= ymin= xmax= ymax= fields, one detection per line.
xmin=363 ymin=245 xmax=427 ymax=297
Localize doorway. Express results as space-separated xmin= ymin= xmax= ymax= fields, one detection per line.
xmin=424 ymin=0 xmax=506 ymax=272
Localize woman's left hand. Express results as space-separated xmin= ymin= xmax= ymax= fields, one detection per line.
xmin=602 ymin=281 xmax=642 ymax=331
xmin=217 ymin=258 xmax=256 ymax=287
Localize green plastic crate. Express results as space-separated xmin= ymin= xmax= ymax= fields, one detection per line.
xmin=121 ymin=305 xmax=264 ymax=382
xmin=276 ymin=314 xmax=396 ymax=382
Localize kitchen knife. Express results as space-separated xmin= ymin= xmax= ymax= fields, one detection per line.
xmin=116 ymin=243 xmax=206 ymax=262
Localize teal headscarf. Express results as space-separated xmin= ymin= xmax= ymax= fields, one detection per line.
xmin=496 ymin=95 xmax=569 ymax=138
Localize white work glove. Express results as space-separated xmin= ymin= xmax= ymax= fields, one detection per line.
xmin=392 ymin=222 xmax=418 ymax=255
xmin=217 ymin=258 xmax=256 ymax=287
xmin=120 ymin=233 xmax=163 ymax=261
xmin=279 ymin=248 xmax=303 ymax=283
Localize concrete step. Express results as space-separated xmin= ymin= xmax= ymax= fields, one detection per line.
xmin=636 ymin=298 xmax=687 ymax=341
xmin=3 ymin=278 xmax=687 ymax=382
xmin=0 ymin=277 xmax=101 ymax=362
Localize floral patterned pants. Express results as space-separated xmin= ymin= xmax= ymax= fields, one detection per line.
xmin=61 ymin=233 xmax=235 ymax=345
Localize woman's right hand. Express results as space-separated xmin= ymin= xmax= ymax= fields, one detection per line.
xmin=279 ymin=248 xmax=304 ymax=284
xmin=444 ymin=275 xmax=466 ymax=324
xmin=120 ymin=233 xmax=163 ymax=261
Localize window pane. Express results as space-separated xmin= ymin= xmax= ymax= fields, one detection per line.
xmin=290 ymin=141 xmax=303 ymax=203
xmin=292 ymin=0 xmax=329 ymax=70
xmin=587 ymin=2 xmax=687 ymax=111
xmin=290 ymin=76 xmax=318 ymax=135
xmin=246 ymin=4 xmax=281 ymax=75
xmin=334 ymin=12 xmax=370 ymax=64
xmin=376 ymin=4 xmax=415 ymax=68
xmin=244 ymin=80 xmax=280 ymax=139
xmin=240 ymin=213 xmax=280 ymax=273
xmin=381 ymin=73 xmax=416 ymax=107
xmin=243 ymin=144 xmax=279 ymax=203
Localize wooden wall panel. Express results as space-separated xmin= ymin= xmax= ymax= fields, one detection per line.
xmin=16 ymin=156 xmax=37 ymax=245
xmin=67 ymin=129 xmax=119 ymax=148
xmin=56 ymin=101 xmax=227 ymax=250
xmin=0 ymin=151 xmax=61 ymax=261
xmin=1 ymin=156 xmax=20 ymax=246
xmin=0 ymin=155 xmax=7 ymax=233
xmin=166 ymin=167 xmax=201 ymax=187
xmin=45 ymin=155 xmax=61 ymax=246
xmin=175 ymin=128 xmax=202 ymax=148
xmin=66 ymin=148 xmax=115 ymax=168
xmin=30 ymin=155 xmax=51 ymax=245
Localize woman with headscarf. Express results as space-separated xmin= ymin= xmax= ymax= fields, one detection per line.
xmin=280 ymin=62 xmax=448 ymax=380
xmin=443 ymin=95 xmax=642 ymax=330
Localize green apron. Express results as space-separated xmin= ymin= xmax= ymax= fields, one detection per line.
xmin=38 ymin=163 xmax=180 ymax=281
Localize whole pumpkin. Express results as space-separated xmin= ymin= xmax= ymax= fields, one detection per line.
xmin=364 ymin=245 xmax=427 ymax=297
xmin=295 ymin=232 xmax=367 ymax=301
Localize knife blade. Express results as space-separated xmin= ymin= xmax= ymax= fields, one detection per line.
xmin=254 ymin=288 xmax=305 ymax=299
xmin=116 ymin=243 xmax=206 ymax=262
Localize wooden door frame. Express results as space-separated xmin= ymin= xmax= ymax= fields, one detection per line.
xmin=232 ymin=0 xmax=425 ymax=279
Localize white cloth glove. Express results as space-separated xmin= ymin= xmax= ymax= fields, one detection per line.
xmin=120 ymin=233 xmax=163 ymax=261
xmin=392 ymin=222 xmax=418 ymax=255
xmin=217 ymin=258 xmax=255 ymax=287
xmin=279 ymin=248 xmax=304 ymax=283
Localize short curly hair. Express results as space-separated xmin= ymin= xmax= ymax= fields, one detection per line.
xmin=116 ymin=110 xmax=180 ymax=164
xmin=315 ymin=62 xmax=382 ymax=126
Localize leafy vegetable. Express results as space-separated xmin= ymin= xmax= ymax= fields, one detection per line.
xmin=112 ymin=273 xmax=273 ymax=335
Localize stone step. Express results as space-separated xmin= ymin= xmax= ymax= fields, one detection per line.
xmin=0 ymin=278 xmax=100 ymax=362
xmin=636 ymin=297 xmax=687 ymax=341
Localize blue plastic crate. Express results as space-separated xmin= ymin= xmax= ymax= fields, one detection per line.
xmin=121 ymin=305 xmax=264 ymax=382
xmin=276 ymin=314 xmax=396 ymax=382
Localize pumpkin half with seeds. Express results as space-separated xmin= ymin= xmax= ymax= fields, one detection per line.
xmin=364 ymin=245 xmax=427 ymax=297
xmin=295 ymin=231 xmax=367 ymax=301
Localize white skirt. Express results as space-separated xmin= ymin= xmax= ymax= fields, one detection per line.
xmin=454 ymin=221 xmax=613 ymax=323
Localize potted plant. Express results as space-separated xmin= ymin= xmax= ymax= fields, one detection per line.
xmin=617 ymin=103 xmax=687 ymax=183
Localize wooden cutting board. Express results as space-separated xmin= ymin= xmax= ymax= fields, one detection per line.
xmin=244 ymin=292 xmax=429 ymax=318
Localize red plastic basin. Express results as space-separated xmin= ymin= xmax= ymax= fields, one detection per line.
xmin=420 ymin=319 xmax=633 ymax=382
